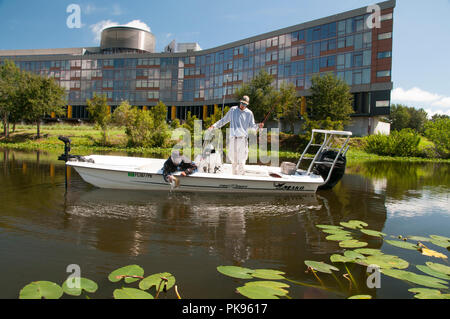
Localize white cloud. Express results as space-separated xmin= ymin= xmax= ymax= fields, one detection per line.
xmin=392 ymin=87 xmax=450 ymax=116
xmin=89 ymin=19 xmax=151 ymax=43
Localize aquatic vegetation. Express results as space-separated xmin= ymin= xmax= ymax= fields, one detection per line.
xmin=218 ymin=220 xmax=450 ymax=299
xmin=18 ymin=265 xmax=178 ymax=299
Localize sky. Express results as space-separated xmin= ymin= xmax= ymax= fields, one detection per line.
xmin=0 ymin=0 xmax=449 ymax=116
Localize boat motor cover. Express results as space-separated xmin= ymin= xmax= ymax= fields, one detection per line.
xmin=313 ymin=150 xmax=347 ymax=190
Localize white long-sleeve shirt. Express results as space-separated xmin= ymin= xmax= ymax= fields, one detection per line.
xmin=212 ymin=106 xmax=259 ymax=137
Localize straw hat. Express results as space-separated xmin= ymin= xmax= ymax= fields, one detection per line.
xmin=240 ymin=95 xmax=250 ymax=106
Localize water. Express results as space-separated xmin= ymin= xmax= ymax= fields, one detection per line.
xmin=0 ymin=149 xmax=449 ymax=299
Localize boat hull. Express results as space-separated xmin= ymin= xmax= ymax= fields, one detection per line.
xmin=67 ymin=155 xmax=324 ymax=194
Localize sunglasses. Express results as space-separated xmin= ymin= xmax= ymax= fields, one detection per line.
xmin=240 ymin=102 xmax=248 ymax=106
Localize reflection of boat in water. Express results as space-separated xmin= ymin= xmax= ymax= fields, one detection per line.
xmin=60 ymin=130 xmax=351 ymax=195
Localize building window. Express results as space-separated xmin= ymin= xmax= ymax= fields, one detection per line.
xmin=378 ymin=32 xmax=392 ymax=40
xmin=377 ymin=51 xmax=392 ymax=59
xmin=376 ymin=100 xmax=390 ymax=107
xmin=377 ymin=70 xmax=391 ymax=77
xmin=380 ymin=13 xmax=393 ymax=22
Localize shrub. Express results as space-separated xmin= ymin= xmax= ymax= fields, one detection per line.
xmin=423 ymin=118 xmax=449 ymax=159
xmin=364 ymin=129 xmax=421 ymax=157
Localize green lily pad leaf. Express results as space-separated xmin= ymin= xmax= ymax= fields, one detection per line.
xmin=359 ymin=255 xmax=409 ymax=269
xmin=360 ymin=229 xmax=386 ymax=238
xmin=19 ymin=281 xmax=63 ymax=299
xmin=330 ymin=254 xmax=355 ymax=263
xmin=407 ymin=236 xmax=431 ymax=242
xmin=321 ymin=229 xmax=352 ymax=235
xmin=416 ymin=265 xmax=450 ymax=281
xmin=348 ymin=295 xmax=372 ymax=299
xmin=430 ymin=235 xmax=450 ymax=242
xmin=113 ymin=288 xmax=154 ymax=299
xmin=382 ymin=269 xmax=448 ymax=289
xmin=340 ymin=220 xmax=368 ymax=230
xmin=244 ymin=281 xmax=289 ymax=295
xmin=108 ymin=265 xmax=144 ymax=283
xmin=217 ymin=266 xmax=253 ymax=279
xmin=426 ymin=262 xmax=450 ymax=275
xmin=385 ymin=240 xmax=418 ymax=251
xmin=344 ymin=251 xmax=366 ymax=260
xmin=326 ymin=234 xmax=353 ymax=242
xmin=339 ymin=240 xmax=368 ymax=248
xmin=237 ymin=285 xmax=282 ymax=299
xmin=409 ymin=288 xmax=450 ymax=299
xmin=354 ymin=248 xmax=384 ymax=256
xmin=316 ymin=225 xmax=344 ymax=230
xmin=139 ymin=273 xmax=175 ymax=291
xmin=430 ymin=239 xmax=450 ymax=249
xmin=62 ymin=277 xmax=98 ymax=296
xmin=251 ymin=269 xmax=286 ymax=280
xmin=305 ymin=261 xmax=339 ymax=274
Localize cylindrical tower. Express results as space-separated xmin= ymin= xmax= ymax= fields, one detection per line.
xmin=100 ymin=26 xmax=155 ymax=53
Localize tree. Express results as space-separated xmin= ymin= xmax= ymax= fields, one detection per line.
xmin=22 ymin=73 xmax=66 ymax=138
xmin=389 ymin=104 xmax=428 ymax=133
xmin=0 ymin=60 xmax=23 ymax=137
xmin=112 ymin=100 xmax=133 ymax=127
xmin=234 ymin=69 xmax=279 ymax=122
xmin=423 ymin=118 xmax=449 ymax=159
xmin=389 ymin=104 xmax=410 ymax=131
xmin=86 ymin=93 xmax=110 ymax=144
xmin=277 ymin=82 xmax=300 ymax=133
xmin=307 ymin=73 xmax=354 ymax=124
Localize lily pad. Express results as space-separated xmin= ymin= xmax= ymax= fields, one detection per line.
xmin=344 ymin=251 xmax=366 ymax=260
xmin=382 ymin=269 xmax=448 ymax=289
xmin=354 ymin=248 xmax=384 ymax=256
xmin=416 ymin=265 xmax=450 ymax=281
xmin=360 ymin=229 xmax=386 ymax=238
xmin=340 ymin=220 xmax=368 ymax=230
xmin=430 ymin=239 xmax=450 ymax=249
xmin=113 ymin=287 xmax=154 ymax=299
xmin=419 ymin=247 xmax=447 ymax=259
xmin=359 ymin=254 xmax=409 ymax=269
xmin=139 ymin=273 xmax=176 ymax=291
xmin=305 ymin=261 xmax=339 ymax=274
xmin=62 ymin=277 xmax=98 ymax=296
xmin=348 ymin=295 xmax=372 ymax=299
xmin=326 ymin=234 xmax=353 ymax=242
xmin=321 ymin=229 xmax=352 ymax=235
xmin=385 ymin=240 xmax=418 ymax=251
xmin=237 ymin=281 xmax=289 ymax=299
xmin=108 ymin=265 xmax=144 ymax=283
xmin=426 ymin=262 xmax=450 ymax=275
xmin=430 ymin=235 xmax=450 ymax=242
xmin=409 ymin=288 xmax=450 ymax=299
xmin=316 ymin=225 xmax=344 ymax=230
xmin=330 ymin=254 xmax=355 ymax=263
xmin=217 ymin=266 xmax=253 ymax=279
xmin=339 ymin=240 xmax=368 ymax=248
xmin=407 ymin=236 xmax=431 ymax=242
xmin=251 ymin=269 xmax=286 ymax=280
xmin=19 ymin=281 xmax=63 ymax=299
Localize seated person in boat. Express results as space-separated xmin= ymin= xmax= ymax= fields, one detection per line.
xmin=162 ymin=150 xmax=197 ymax=185
xmin=208 ymin=95 xmax=264 ymax=175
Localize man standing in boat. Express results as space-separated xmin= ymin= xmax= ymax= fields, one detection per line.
xmin=209 ymin=96 xmax=264 ymax=175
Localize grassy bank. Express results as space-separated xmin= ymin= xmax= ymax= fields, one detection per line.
xmin=1 ymin=124 xmax=449 ymax=164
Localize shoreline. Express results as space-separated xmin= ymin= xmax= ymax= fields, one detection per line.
xmin=1 ymin=125 xmax=449 ymax=164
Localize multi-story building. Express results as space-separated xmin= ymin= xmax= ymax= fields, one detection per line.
xmin=0 ymin=0 xmax=395 ymax=136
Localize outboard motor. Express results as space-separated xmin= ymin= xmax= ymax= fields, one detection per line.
xmin=313 ymin=150 xmax=347 ymax=190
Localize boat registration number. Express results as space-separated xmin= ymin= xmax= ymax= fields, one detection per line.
xmin=128 ymin=172 xmax=153 ymax=178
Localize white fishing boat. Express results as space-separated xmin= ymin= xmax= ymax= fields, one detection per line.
xmin=59 ymin=130 xmax=352 ymax=194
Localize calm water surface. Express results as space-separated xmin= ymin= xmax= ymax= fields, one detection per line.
xmin=0 ymin=149 xmax=449 ymax=299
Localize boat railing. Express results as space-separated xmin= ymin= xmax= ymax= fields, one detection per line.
xmin=296 ymin=130 xmax=352 ymax=185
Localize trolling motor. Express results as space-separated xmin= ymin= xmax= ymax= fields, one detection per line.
xmin=58 ymin=136 xmax=72 ymax=162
